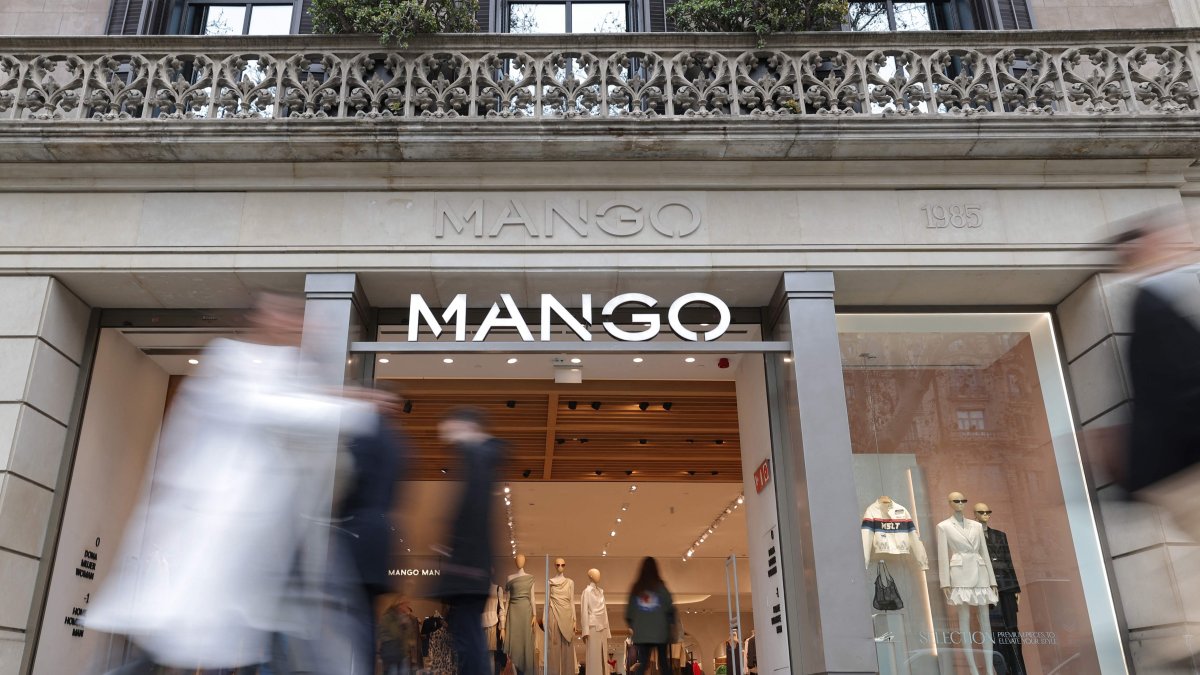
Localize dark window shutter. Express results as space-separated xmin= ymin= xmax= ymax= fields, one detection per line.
xmin=650 ymin=0 xmax=677 ymax=31
xmin=106 ymin=0 xmax=145 ymax=34
xmin=995 ymin=0 xmax=1033 ymax=29
xmin=476 ymin=0 xmax=492 ymax=32
xmin=298 ymin=0 xmax=315 ymax=33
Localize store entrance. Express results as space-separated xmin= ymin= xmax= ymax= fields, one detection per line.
xmin=371 ymin=346 xmax=775 ymax=675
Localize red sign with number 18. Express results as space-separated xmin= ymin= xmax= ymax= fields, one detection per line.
xmin=753 ymin=459 xmax=771 ymax=494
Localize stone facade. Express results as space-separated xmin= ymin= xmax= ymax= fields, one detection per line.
xmin=0 ymin=0 xmax=108 ymax=37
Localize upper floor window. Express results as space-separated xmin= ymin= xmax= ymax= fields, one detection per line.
xmin=847 ymin=0 xmax=975 ymax=31
xmin=506 ymin=0 xmax=631 ymax=32
xmin=183 ymin=1 xmax=298 ymax=34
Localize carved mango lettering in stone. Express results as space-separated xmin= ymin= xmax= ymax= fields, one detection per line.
xmin=434 ymin=198 xmax=702 ymax=239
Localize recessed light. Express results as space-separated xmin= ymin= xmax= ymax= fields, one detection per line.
xmin=504 ymin=485 xmax=511 ymax=494
xmin=783 ymin=356 xmax=793 ymax=363
xmin=378 ymin=358 xmax=390 ymax=364
xmin=610 ymin=530 xmax=617 ymax=537
xmin=187 ymin=358 xmax=199 ymax=365
xmin=684 ymin=357 xmax=696 ymax=363
xmin=253 ymin=359 xmax=263 ymax=364
xmin=629 ymin=484 xmax=638 ymax=492
xmin=443 ymin=358 xmax=454 ymax=364
xmin=616 ymin=517 xmax=622 ymax=523
xmin=507 ymin=357 xmax=519 ymax=364
xmin=737 ymin=495 xmax=745 ymax=504
xmin=633 ymin=357 xmax=644 ymax=363
xmin=570 ymin=357 xmax=582 ymax=364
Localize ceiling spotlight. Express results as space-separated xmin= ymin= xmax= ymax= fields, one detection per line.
xmin=616 ymin=517 xmax=622 ymax=523
xmin=633 ymin=357 xmax=644 ymax=363
xmin=570 ymin=357 xmax=582 ymax=364
xmin=737 ymin=495 xmax=745 ymax=504
xmin=687 ymin=549 xmax=694 ymax=557
xmin=711 ymin=470 xmax=719 ymax=476
xmin=783 ymin=356 xmax=794 ymax=363
xmin=579 ymin=438 xmax=589 ymax=444
xmin=402 ymin=400 xmax=413 ymax=414
xmin=688 ymin=470 xmax=696 ymax=476
xmin=378 ymin=357 xmax=390 ymax=364
xmin=639 ymin=439 xmax=647 ymax=445
xmin=638 ymin=402 xmax=649 ymax=411
xmin=504 ymin=485 xmax=511 ymax=494
xmin=591 ymin=401 xmax=601 ymax=410
xmin=507 ymin=357 xmax=519 ymax=364
xmin=610 ymin=530 xmax=617 ymax=537
xmin=443 ymin=357 xmax=454 ymax=364
xmin=629 ymin=484 xmax=638 ymax=492
xmin=506 ymin=400 xmax=516 ymax=408
xmin=621 ymin=504 xmax=628 ymax=511
xmin=522 ymin=469 xmax=532 ymax=478
xmin=625 ymin=470 xmax=633 ymax=476
xmin=253 ymin=359 xmax=263 ymax=364
xmin=187 ymin=358 xmax=199 ymax=365
xmin=714 ymin=439 xmax=725 ymax=445
xmin=556 ymin=438 xmax=565 ymax=445
xmin=662 ymin=402 xmax=673 ymax=411
xmin=602 ymin=551 xmax=608 ymax=557
xmin=684 ymin=357 xmax=696 ymax=363
xmin=567 ymin=401 xmax=578 ymax=410
xmin=595 ymin=470 xmax=603 ymax=476
xmin=440 ymin=468 xmax=448 ymax=474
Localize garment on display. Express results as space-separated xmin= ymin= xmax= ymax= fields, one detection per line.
xmin=937 ymin=491 xmax=999 ymax=675
xmin=581 ymin=569 xmax=611 ymax=675
xmin=505 ymin=557 xmax=537 ymax=675
xmin=861 ymin=496 xmax=929 ymax=569
xmin=546 ymin=558 xmax=578 ymax=675
xmin=978 ymin=504 xmax=1026 ymax=675
xmin=743 ymin=633 xmax=755 ymax=675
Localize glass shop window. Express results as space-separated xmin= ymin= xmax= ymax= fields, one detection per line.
xmin=847 ymin=0 xmax=979 ymax=31
xmin=839 ymin=313 xmax=1126 ymax=675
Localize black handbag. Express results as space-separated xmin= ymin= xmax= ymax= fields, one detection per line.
xmin=872 ymin=561 xmax=904 ymax=611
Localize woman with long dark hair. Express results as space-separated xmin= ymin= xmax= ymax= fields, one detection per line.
xmin=625 ymin=557 xmax=676 ymax=675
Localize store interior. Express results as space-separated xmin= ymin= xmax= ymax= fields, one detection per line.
xmin=37 ymin=320 xmax=769 ymax=675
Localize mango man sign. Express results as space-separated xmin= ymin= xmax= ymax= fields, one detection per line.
xmin=406 ymin=293 xmax=731 ymax=342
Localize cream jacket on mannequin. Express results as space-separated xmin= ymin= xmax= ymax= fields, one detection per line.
xmin=936 ymin=515 xmax=998 ymax=604
xmin=861 ymin=498 xmax=929 ymax=569
xmin=581 ymin=571 xmax=611 ymax=675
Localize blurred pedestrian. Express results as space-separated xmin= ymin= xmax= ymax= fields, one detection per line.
xmin=625 ymin=557 xmax=676 ymax=675
xmin=1114 ymin=207 xmax=1200 ymax=667
xmin=434 ymin=406 xmax=508 ymax=675
xmin=85 ymin=292 xmax=377 ymax=674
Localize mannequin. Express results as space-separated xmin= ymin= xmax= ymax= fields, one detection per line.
xmin=505 ymin=554 xmax=537 ymax=675
xmin=744 ymin=630 xmax=756 ymax=675
xmin=976 ymin=503 xmax=1026 ymax=675
xmin=936 ymin=492 xmax=998 ymax=675
xmin=546 ymin=557 xmax=578 ymax=675
xmin=581 ymin=568 xmax=611 ymax=675
xmin=484 ymin=582 xmax=505 ymax=674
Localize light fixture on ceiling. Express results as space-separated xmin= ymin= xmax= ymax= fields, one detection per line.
xmin=662 ymin=402 xmax=672 ymax=411
xmin=507 ymin=357 xmax=519 ymax=364
xmin=683 ymin=493 xmax=745 ymax=561
xmin=737 ymin=495 xmax=745 ymax=505
xmin=522 ymin=469 xmax=532 ymax=478
xmin=440 ymin=467 xmax=447 ymax=474
xmin=571 ymin=357 xmax=582 ymax=364
xmin=610 ymin=530 xmax=616 ymax=537
xmin=638 ymin=402 xmax=649 ymax=411
xmin=591 ymin=401 xmax=601 ymax=410
xmin=783 ymin=356 xmax=793 ymax=363
xmin=595 ymin=470 xmax=603 ymax=476
xmin=567 ymin=401 xmax=578 ymax=410
xmin=504 ymin=485 xmax=511 ymax=494
xmin=443 ymin=358 xmax=454 ymax=364
xmin=188 ymin=358 xmax=199 ymax=365
xmin=629 ymin=484 xmax=638 ymax=492
xmin=378 ymin=357 xmax=390 ymax=364
xmin=639 ymin=439 xmax=647 ymax=445
xmin=684 ymin=357 xmax=696 ymax=363
xmin=625 ymin=470 xmax=634 ymax=476
xmin=633 ymin=357 xmax=644 ymax=363
xmin=506 ymin=400 xmax=516 ymax=408
xmin=402 ymin=401 xmax=413 ymax=414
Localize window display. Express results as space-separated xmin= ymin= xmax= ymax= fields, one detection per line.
xmin=839 ymin=314 xmax=1124 ymax=675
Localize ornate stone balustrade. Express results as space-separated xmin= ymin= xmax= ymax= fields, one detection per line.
xmin=1 ymin=30 xmax=1199 ymax=122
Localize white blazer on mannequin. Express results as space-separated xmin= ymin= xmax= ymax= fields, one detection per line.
xmin=936 ymin=516 xmax=997 ymax=590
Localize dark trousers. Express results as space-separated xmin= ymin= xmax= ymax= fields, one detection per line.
xmin=991 ymin=591 xmax=1026 ymax=675
xmin=447 ymin=595 xmax=491 ymax=675
xmin=634 ymin=643 xmax=671 ymax=675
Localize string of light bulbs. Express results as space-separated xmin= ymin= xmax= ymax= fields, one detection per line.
xmin=503 ymin=483 xmax=518 ymax=556
xmin=601 ymin=484 xmax=639 ymax=558
xmin=683 ymin=493 xmax=744 ymax=561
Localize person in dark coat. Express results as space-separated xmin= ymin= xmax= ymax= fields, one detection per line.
xmin=335 ymin=400 xmax=410 ymax=670
xmin=625 ymin=557 xmax=676 ymax=675
xmin=434 ymin=406 xmax=507 ymax=675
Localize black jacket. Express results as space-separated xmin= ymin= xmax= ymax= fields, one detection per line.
xmin=435 ymin=436 xmax=507 ymax=598
xmin=983 ymin=526 xmax=1020 ymax=594
xmin=1125 ymin=280 xmax=1200 ymax=492
xmin=339 ymin=414 xmax=408 ymax=595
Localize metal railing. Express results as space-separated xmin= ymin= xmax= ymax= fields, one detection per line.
xmin=1 ymin=30 xmax=1198 ymax=121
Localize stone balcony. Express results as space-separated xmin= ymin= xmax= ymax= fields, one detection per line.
xmin=2 ymin=29 xmax=1200 ymax=161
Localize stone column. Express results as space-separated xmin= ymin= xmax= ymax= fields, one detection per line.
xmin=764 ymin=272 xmax=875 ymax=675
xmin=1057 ymin=272 xmax=1197 ymax=671
xmin=0 ymin=278 xmax=90 ymax=675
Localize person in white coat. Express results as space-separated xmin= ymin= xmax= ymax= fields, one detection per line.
xmin=85 ymin=292 xmax=376 ymax=674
